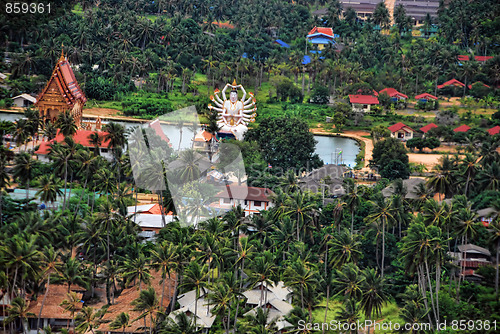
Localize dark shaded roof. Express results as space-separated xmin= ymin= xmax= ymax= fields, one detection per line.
xmin=299 ymin=165 xmax=347 ymax=196
xmin=458 ymin=244 xmax=491 ymax=256
xmin=381 ymin=178 xmax=426 ymax=199
xmin=216 ymin=185 xmax=274 ymax=202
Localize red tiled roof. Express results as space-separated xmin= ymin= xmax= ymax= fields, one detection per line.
xmin=349 ymin=95 xmax=379 ymax=105
xmin=194 ymin=130 xmax=214 ymax=142
xmin=216 ymin=186 xmax=274 ymax=202
xmin=379 ymin=88 xmax=408 ymax=99
xmin=467 ymin=81 xmax=490 ymax=89
xmin=388 ymin=122 xmax=414 ymax=133
xmin=453 ymin=125 xmax=471 ymax=133
xmin=137 ymin=203 xmax=173 ymax=216
xmin=458 ymin=55 xmax=493 ymax=62
xmin=420 ymin=123 xmax=438 ymax=133
xmin=415 ymin=93 xmax=438 ymax=100
xmin=437 ymin=79 xmax=465 ymax=89
xmin=308 ymin=26 xmax=334 ymax=37
xmin=487 ymin=126 xmax=500 ymax=136
xmin=35 ymin=129 xmax=111 ymax=155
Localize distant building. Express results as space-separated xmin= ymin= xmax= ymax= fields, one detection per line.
xmin=437 ymin=78 xmax=465 ymax=90
xmin=307 ymin=27 xmax=338 ymax=50
xmin=415 ymin=93 xmax=438 ymax=101
xmin=467 ymin=81 xmax=490 ymax=89
xmin=11 ymin=94 xmax=36 ymax=108
xmin=379 ymin=88 xmax=408 ymax=101
xmin=382 ymin=178 xmax=426 ymax=199
xmin=193 ymin=130 xmax=216 ymax=153
xmin=348 ymin=94 xmax=379 ymax=113
xmin=214 ymin=185 xmax=274 ymax=216
xmin=127 ymin=204 xmax=174 ymax=234
xmin=388 ymin=122 xmax=415 ymax=140
xmin=449 ymin=244 xmax=492 ymax=281
xmin=0 ymin=73 xmax=7 ymax=81
xmin=453 ymin=125 xmax=471 ymax=133
xmin=476 ymin=207 xmax=497 ymax=227
xmin=35 ymin=52 xmax=87 ymax=127
xmin=274 ymin=39 xmax=290 ymax=48
xmin=394 ymin=0 xmax=441 ymax=24
xmin=169 ymin=289 xmax=215 ymax=333
xmin=244 ymin=298 xmax=293 ymax=333
xmin=299 ymin=164 xmax=348 ymax=199
xmin=458 ymin=55 xmax=493 ymax=63
xmin=35 ymin=129 xmax=113 ymax=162
xmin=420 ymin=123 xmax=438 ymax=136
xmin=487 ymin=126 xmax=500 ymax=136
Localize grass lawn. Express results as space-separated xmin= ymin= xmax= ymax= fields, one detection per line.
xmin=312 ymin=299 xmax=403 ymax=333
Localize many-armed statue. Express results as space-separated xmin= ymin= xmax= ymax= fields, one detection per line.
xmin=208 ymin=80 xmax=256 ymax=140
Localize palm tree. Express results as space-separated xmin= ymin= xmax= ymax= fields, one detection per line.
xmin=150 ymin=241 xmax=178 ymax=310
xmin=206 ymin=282 xmax=233 ymax=334
xmin=109 ymin=312 xmax=130 ymax=334
xmin=60 ymin=292 xmax=82 ymax=332
xmin=181 ymin=262 xmax=209 ymax=321
xmin=75 ymin=306 xmax=100 ymax=334
xmin=285 ymin=191 xmax=315 ymax=242
xmin=242 ymin=308 xmax=278 ymax=334
xmin=333 ymin=263 xmax=364 ymax=302
xmin=122 ymin=252 xmax=152 ymax=292
xmin=5 ymin=297 xmax=34 ymax=334
xmin=162 ymin=312 xmax=199 ymax=334
xmin=365 ymin=196 xmax=395 ymax=278
xmin=13 ymin=152 xmax=35 ymax=199
xmin=360 ymin=268 xmax=387 ymax=334
xmin=343 ymin=178 xmax=361 ymax=233
xmin=48 ymin=138 xmax=78 ymax=210
xmin=337 ymin=299 xmax=360 ymax=334
xmin=0 ymin=157 xmax=11 ymax=225
xmin=178 ymin=149 xmax=201 ymax=182
xmin=14 ymin=119 xmax=29 ymax=151
xmin=488 ymin=218 xmax=500 ymax=297
xmin=284 ymin=260 xmax=318 ymax=319
xmin=103 ymin=122 xmax=126 ymax=161
xmin=56 ymin=112 xmax=77 ymax=138
xmin=88 ymin=132 xmax=103 ymax=157
xmin=426 ymin=155 xmax=456 ymax=199
xmin=373 ymin=1 xmax=391 ymax=30
xmin=328 ymin=228 xmax=362 ymax=269
xmin=131 ymin=287 xmax=160 ymax=334
xmin=36 ymin=247 xmax=61 ymax=334
xmin=58 ymin=257 xmax=87 ymax=293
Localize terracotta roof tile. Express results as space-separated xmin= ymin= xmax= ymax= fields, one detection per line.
xmin=388 ymin=122 xmax=414 ymax=133
xmin=379 ymin=88 xmax=408 ymax=99
xmin=415 ymin=93 xmax=438 ymax=100
xmin=35 ymin=130 xmax=111 ymax=155
xmin=420 ymin=123 xmax=438 ymax=133
xmin=348 ymin=94 xmax=379 ymax=105
xmin=453 ymin=125 xmax=471 ymax=133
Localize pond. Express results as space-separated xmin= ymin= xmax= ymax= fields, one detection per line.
xmin=1 ymin=111 xmax=360 ymax=167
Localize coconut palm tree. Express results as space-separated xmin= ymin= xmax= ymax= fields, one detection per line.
xmin=75 ymin=306 xmax=100 ymax=334
xmin=284 ymin=259 xmax=318 ymax=318
xmin=336 ymin=299 xmax=360 ymax=334
xmin=56 ymin=112 xmax=77 ymax=139
xmin=57 ymin=257 xmax=87 ymax=293
xmin=150 ymin=241 xmax=178 ymax=311
xmin=36 ymin=247 xmax=61 ymax=334
xmin=328 ymin=228 xmax=362 ymax=269
xmin=242 ymin=307 xmax=278 ymax=334
xmin=5 ymin=297 xmax=34 ymax=334
xmin=109 ymin=312 xmax=130 ymax=334
xmin=426 ymin=155 xmax=456 ymax=199
xmin=161 ymin=312 xmax=199 ymax=334
xmin=13 ymin=152 xmax=35 ymax=199
xmin=365 ymin=196 xmax=395 ymax=278
xmin=343 ymin=178 xmax=361 ymax=234
xmin=88 ymin=132 xmax=103 ymax=157
xmin=360 ymin=268 xmax=388 ymax=334
xmin=0 ymin=156 xmax=11 ymax=224
xmin=14 ymin=119 xmax=29 ymax=151
xmin=60 ymin=292 xmax=82 ymax=332
xmin=181 ymin=262 xmax=209 ymax=321
xmin=206 ymin=282 xmax=233 ymax=334
xmin=285 ymin=191 xmax=315 ymax=242
xmin=36 ymin=175 xmax=63 ymax=209
xmin=122 ymin=252 xmax=152 ymax=292
xmin=131 ymin=287 xmax=160 ymax=334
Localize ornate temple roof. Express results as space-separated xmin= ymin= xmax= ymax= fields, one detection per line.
xmin=35 ymin=53 xmax=87 ymax=108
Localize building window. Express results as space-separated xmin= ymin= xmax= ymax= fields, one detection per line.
xmin=223 ymin=198 xmax=231 ymax=204
xmin=254 ymin=201 xmax=262 ymax=207
xmin=405 ymin=132 xmax=411 ymax=137
xmin=363 ymin=104 xmax=368 ymax=109
xmin=100 ymin=148 xmax=108 ymax=153
xmin=244 ymin=200 xmax=248 ymax=205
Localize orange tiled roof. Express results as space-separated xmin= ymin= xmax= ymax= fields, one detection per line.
xmin=415 ymin=93 xmax=438 ymax=100
xmin=35 ymin=129 xmax=111 ymax=155
xmin=437 ymin=79 xmax=465 ymax=89
xmin=27 ymin=285 xmax=83 ymax=320
xmin=379 ymin=88 xmax=408 ymax=99
xmin=388 ymin=122 xmax=414 ymax=133
xmin=420 ymin=123 xmax=438 ymax=133
xmin=308 ymin=26 xmax=334 ymax=37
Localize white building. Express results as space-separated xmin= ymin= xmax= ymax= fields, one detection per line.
xmin=214 ymin=185 xmax=274 ymax=216
xmin=11 ymin=94 xmax=36 ymax=108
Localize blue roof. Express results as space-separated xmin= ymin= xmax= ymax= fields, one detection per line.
xmin=302 ymin=55 xmax=311 ymax=65
xmin=308 ymin=37 xmax=336 ymax=45
xmin=274 ymin=39 xmax=290 ymax=48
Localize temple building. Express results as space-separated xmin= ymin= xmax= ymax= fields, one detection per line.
xmin=34 ymin=51 xmax=87 ymax=127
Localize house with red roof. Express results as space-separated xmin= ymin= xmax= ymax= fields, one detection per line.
xmin=437 ymin=79 xmax=465 ymax=90
xmin=348 ymin=94 xmax=379 ymax=113
xmin=193 ymin=130 xmax=216 ymax=153
xmin=467 ymin=81 xmax=490 ymax=89
xmin=35 ymin=129 xmax=112 ymax=162
xmin=458 ymin=55 xmax=493 ymax=63
xmin=307 ymin=26 xmax=338 ymax=50
xmin=453 ymin=125 xmax=471 ymax=133
xmin=420 ymin=123 xmax=438 ymax=137
xmin=127 ymin=204 xmax=174 ymax=234
xmin=487 ymin=126 xmax=500 ymax=136
xmin=415 ymin=93 xmax=438 ymax=101
xmin=214 ymin=185 xmax=274 ymax=217
xmin=388 ymin=122 xmax=415 ymax=140
xmin=379 ymin=88 xmax=408 ymax=101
